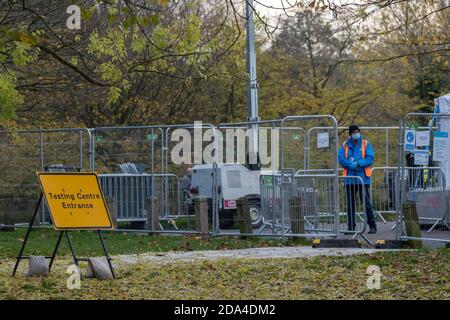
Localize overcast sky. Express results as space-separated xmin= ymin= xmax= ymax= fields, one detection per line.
xmin=253 ymin=0 xmax=300 ymax=17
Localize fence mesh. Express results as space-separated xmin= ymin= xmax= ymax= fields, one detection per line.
xmin=1 ymin=117 xmax=448 ymax=244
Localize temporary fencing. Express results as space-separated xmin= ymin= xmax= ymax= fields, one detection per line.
xmin=1 ymin=114 xmax=449 ymax=246
xmin=93 ymin=123 xmax=218 ymax=234
xmin=0 ymin=128 xmax=89 ymax=224
xmin=396 ymin=113 xmax=450 ymax=244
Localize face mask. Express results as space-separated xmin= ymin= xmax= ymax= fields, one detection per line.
xmin=351 ymin=133 xmax=361 ymax=141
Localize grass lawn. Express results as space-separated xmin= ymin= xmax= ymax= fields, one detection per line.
xmin=0 ymin=249 xmax=448 ymax=299
xmin=0 ymin=228 xmax=309 ymax=259
xmin=0 ymin=228 xmax=448 ymax=300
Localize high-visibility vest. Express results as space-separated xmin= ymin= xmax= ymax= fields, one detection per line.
xmin=343 ymin=139 xmax=372 ymax=177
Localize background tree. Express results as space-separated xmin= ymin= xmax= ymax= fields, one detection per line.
xmin=0 ymin=0 xmax=448 ymax=129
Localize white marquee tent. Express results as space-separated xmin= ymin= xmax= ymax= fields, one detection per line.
xmin=436 ymin=93 xmax=450 ymax=189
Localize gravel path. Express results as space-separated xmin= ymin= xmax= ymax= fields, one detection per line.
xmin=117 ymin=246 xmax=399 ymax=265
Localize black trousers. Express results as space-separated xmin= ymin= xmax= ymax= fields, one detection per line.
xmin=345 ymin=184 xmax=376 ymax=230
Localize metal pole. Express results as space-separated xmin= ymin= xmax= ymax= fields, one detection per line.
xmin=332 ymin=122 xmax=340 ymax=235
xmin=39 ymin=132 xmax=45 ymax=223
xmin=40 ymin=132 xmax=44 ymax=171
xmin=246 ymin=0 xmax=259 ymax=163
xmin=79 ymin=130 xmax=83 ymax=169
xmin=385 ymin=128 xmax=389 ymax=167
xmin=271 ymin=122 xmax=276 ymax=235
xmin=87 ymin=129 xmax=95 ymax=171
xmin=396 ymin=119 xmax=405 ymax=240
xmin=246 ymin=0 xmax=258 ymax=122
xmin=280 ymin=120 xmax=285 ymax=242
xmin=151 ymin=129 xmax=155 ymax=225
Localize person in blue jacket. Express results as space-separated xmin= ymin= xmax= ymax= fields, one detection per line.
xmin=338 ymin=125 xmax=377 ymax=234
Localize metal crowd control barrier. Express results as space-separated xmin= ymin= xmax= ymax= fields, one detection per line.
xmin=260 ymin=173 xmax=339 ymax=238
xmin=397 ymin=112 xmax=450 ymax=244
xmin=286 ymin=174 xmax=338 ymax=237
xmin=259 ymin=174 xmax=283 ymax=235
xmin=413 ymin=188 xmax=449 ymax=233
xmin=370 ymin=167 xmax=398 ymax=223
xmin=376 ymin=167 xmax=446 ymax=232
xmin=400 ymin=166 xmax=446 ymax=232
xmin=281 ymin=116 xmax=340 ymax=238
xmin=98 ymin=173 xmax=181 ymax=223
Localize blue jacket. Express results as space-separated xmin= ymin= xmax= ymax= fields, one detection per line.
xmin=338 ymin=137 xmax=374 ymax=185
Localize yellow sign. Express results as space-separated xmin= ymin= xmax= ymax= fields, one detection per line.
xmin=37 ymin=172 xmax=113 ymax=230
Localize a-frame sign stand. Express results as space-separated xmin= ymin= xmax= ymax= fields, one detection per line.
xmin=12 ymin=169 xmax=115 ymax=279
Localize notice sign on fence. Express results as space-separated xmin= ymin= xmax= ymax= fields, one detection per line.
xmin=37 ymin=172 xmax=113 ymax=230
xmin=414 ymin=150 xmax=429 ymax=166
xmin=404 ymin=129 xmax=415 ymax=151
xmin=432 ymin=131 xmax=449 ymax=162
xmin=415 ymin=130 xmax=430 ymax=148
xmin=317 ymin=132 xmax=329 ymax=149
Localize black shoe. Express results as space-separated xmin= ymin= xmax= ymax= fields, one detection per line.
xmin=368 ymin=227 xmax=377 ymax=234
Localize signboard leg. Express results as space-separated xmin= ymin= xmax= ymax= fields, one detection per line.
xmin=64 ymin=231 xmax=80 ymax=269
xmin=48 ymin=231 xmax=64 ymax=272
xmin=12 ymin=193 xmax=43 ymax=277
xmin=97 ymin=230 xmax=115 ymax=279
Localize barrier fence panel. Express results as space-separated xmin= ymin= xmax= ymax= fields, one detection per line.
xmin=92 ymin=126 xmax=166 ymax=230
xmin=0 ymin=129 xmax=88 ymax=225
xmin=164 ymin=123 xmax=219 ymax=235
xmin=370 ymin=167 xmax=399 ymax=223
xmin=397 ymin=166 xmax=447 ymax=231
xmin=92 ymin=126 xmax=164 ymax=174
xmin=284 ymin=120 xmax=338 ymax=172
xmin=285 ymin=174 xmax=338 ymax=237
xmin=281 ymin=116 xmax=339 ymax=238
xmin=99 ymin=173 xmax=183 ymax=228
xmin=281 ymin=126 xmax=307 ymax=171
xmin=397 ymin=113 xmax=450 ymax=244
xmin=92 ymin=124 xmax=217 ymax=234
xmin=100 ymin=173 xmax=153 ymax=222
xmin=260 ymin=174 xmax=283 ymax=235
xmin=260 ymin=173 xmax=341 ymax=238
xmin=0 ymin=130 xmax=41 ymax=226
xmin=214 ymin=120 xmax=281 ymax=236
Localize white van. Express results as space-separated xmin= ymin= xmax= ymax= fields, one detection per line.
xmin=190 ymin=163 xmax=263 ymax=228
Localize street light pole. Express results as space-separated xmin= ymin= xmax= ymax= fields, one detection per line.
xmin=246 ymin=0 xmax=259 ymax=122
xmin=245 ymin=0 xmax=259 ymax=166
